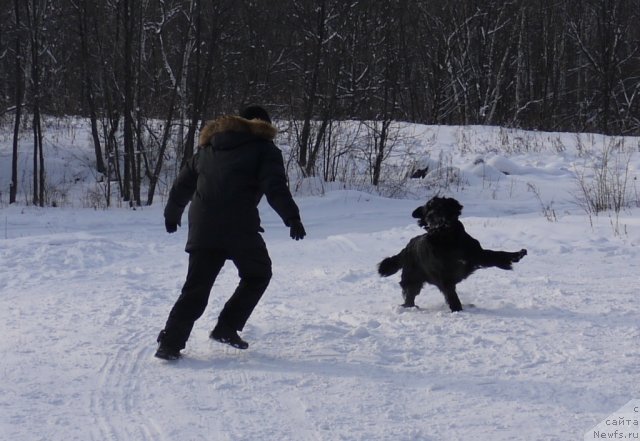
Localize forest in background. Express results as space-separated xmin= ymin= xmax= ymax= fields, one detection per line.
xmin=1 ymin=0 xmax=639 ymax=206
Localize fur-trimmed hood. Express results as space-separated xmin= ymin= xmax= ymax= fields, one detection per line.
xmin=198 ymin=115 xmax=277 ymax=147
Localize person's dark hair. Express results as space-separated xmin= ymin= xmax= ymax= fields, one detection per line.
xmin=240 ymin=105 xmax=271 ymax=124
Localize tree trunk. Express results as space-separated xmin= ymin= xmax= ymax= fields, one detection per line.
xmin=122 ymin=0 xmax=134 ymax=204
xmin=371 ymin=119 xmax=391 ymax=187
xmin=76 ymin=0 xmax=106 ymax=174
xmin=26 ymin=0 xmax=46 ymax=206
xmin=10 ymin=0 xmax=22 ymax=204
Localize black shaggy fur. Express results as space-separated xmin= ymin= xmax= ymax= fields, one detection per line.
xmin=378 ymin=196 xmax=527 ymax=312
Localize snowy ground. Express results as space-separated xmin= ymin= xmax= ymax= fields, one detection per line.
xmin=1 ymin=123 xmax=639 ymax=440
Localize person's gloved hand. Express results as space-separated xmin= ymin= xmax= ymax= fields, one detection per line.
xmin=289 ymin=218 xmax=306 ymax=240
xmin=165 ymin=219 xmax=180 ymax=233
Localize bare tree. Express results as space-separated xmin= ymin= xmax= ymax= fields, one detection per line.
xmin=69 ymin=0 xmax=106 ymax=174
xmin=567 ymin=0 xmax=638 ymax=134
xmin=287 ymin=0 xmax=346 ymax=176
xmin=10 ymin=0 xmax=24 ymax=204
xmin=24 ymin=0 xmax=49 ymax=206
xmin=2 ymin=0 xmax=640 ymax=208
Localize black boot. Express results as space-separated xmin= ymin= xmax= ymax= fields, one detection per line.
xmin=155 ymin=330 xmax=182 ymax=360
xmin=209 ymin=324 xmax=249 ymax=350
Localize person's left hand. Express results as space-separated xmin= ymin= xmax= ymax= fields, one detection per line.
xmin=289 ymin=218 xmax=306 ymax=240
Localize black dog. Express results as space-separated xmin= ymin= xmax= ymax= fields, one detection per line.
xmin=378 ymin=196 xmax=527 ymax=312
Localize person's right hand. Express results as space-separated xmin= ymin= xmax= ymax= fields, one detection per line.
xmin=165 ymin=219 xmax=180 ymax=233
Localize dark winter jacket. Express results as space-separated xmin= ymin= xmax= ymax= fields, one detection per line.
xmin=164 ymin=115 xmax=301 ymax=251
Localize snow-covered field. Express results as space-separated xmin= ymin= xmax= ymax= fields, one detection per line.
xmin=1 ymin=122 xmax=639 ymax=440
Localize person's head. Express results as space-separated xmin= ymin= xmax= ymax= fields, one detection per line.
xmin=240 ymin=105 xmax=272 ymax=124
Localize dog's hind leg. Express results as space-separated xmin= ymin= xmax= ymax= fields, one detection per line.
xmin=399 ymin=276 xmax=423 ymax=308
xmin=438 ymin=282 xmax=463 ymax=312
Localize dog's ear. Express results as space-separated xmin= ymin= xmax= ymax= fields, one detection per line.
xmin=452 ymin=199 xmax=463 ymax=217
xmin=412 ymin=206 xmax=425 ymax=219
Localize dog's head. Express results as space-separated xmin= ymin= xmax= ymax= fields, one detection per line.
xmin=412 ymin=196 xmax=463 ymax=230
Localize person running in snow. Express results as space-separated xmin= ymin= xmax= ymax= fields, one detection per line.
xmin=155 ymin=105 xmax=306 ymax=360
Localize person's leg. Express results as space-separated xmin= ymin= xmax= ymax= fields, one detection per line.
xmin=214 ymin=234 xmax=272 ymax=335
xmin=159 ymin=250 xmax=226 ymax=352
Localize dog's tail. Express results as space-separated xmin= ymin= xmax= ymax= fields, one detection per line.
xmin=378 ymin=253 xmax=402 ymax=277
xmin=479 ymin=249 xmax=527 ymax=270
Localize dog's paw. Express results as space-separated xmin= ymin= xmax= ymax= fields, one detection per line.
xmin=401 ymin=302 xmax=419 ymax=309
xmin=395 ymin=304 xmax=421 ymax=314
xmin=512 ymin=249 xmax=527 ymax=262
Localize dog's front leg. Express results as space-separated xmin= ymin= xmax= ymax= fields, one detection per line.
xmin=439 ymin=282 xmax=463 ymax=312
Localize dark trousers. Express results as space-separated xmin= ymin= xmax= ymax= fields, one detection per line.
xmin=161 ymin=234 xmax=272 ymax=349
